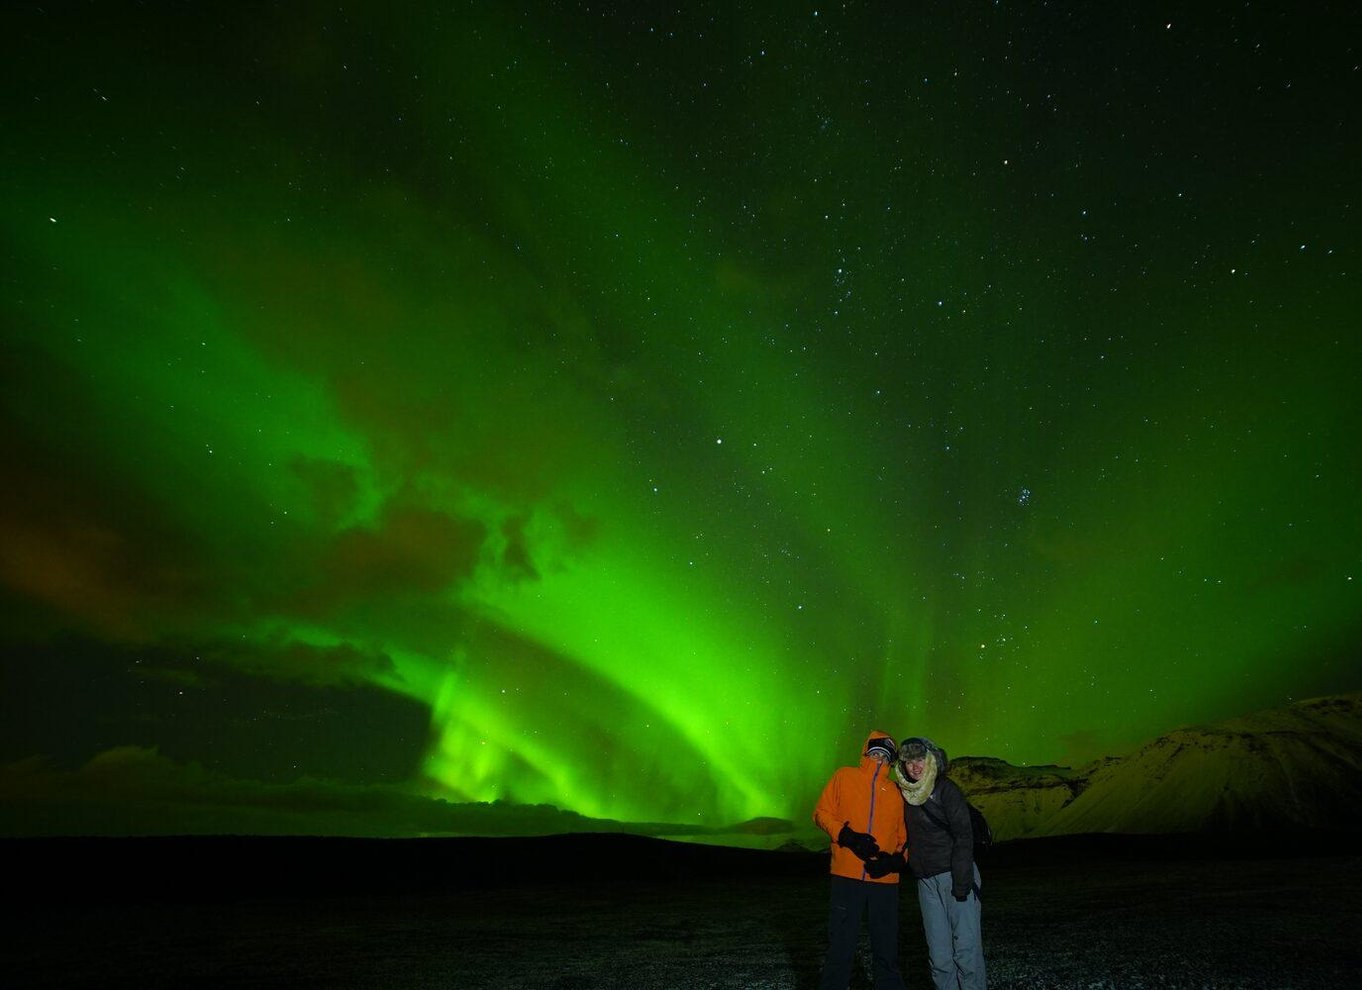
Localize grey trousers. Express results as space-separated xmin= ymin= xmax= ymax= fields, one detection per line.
xmin=916 ymin=865 xmax=985 ymax=990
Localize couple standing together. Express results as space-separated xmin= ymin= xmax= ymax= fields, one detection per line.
xmin=813 ymin=731 xmax=986 ymax=990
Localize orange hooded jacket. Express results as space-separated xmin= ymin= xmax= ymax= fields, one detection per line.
xmin=812 ymin=730 xmax=907 ymax=883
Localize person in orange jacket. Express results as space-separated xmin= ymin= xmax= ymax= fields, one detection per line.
xmin=812 ymin=730 xmax=909 ymax=990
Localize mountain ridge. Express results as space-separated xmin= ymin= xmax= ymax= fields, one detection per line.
xmin=952 ymin=693 xmax=1362 ymax=840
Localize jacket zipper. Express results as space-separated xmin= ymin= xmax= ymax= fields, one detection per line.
xmin=862 ymin=762 xmax=882 ymax=880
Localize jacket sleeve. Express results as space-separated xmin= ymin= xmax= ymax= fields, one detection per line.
xmin=942 ymin=782 xmax=975 ymax=897
xmin=812 ymin=770 xmax=845 ymax=839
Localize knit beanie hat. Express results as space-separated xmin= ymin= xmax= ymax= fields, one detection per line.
xmin=865 ymin=736 xmax=897 ymax=762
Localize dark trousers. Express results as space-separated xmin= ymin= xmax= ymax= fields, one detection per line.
xmin=817 ymin=875 xmax=907 ymax=990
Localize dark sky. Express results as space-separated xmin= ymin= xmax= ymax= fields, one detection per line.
xmin=1 ymin=2 xmax=1358 ymax=837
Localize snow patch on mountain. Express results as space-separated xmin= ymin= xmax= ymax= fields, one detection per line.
xmin=953 ymin=694 xmax=1362 ymax=840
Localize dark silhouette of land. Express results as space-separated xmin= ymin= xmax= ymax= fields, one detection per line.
xmin=7 ymin=832 xmax=1361 ymax=988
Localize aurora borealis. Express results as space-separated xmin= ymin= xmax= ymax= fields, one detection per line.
xmin=1 ymin=2 xmax=1359 ymax=838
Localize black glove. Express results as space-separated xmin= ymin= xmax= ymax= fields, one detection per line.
xmin=953 ymin=890 xmax=970 ymax=902
xmin=837 ymin=822 xmax=880 ymax=861
xmin=864 ymin=851 xmax=905 ymax=878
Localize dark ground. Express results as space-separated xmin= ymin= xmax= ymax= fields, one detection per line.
xmin=5 ymin=833 xmax=1360 ymax=989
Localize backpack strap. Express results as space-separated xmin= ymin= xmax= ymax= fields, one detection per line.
xmin=915 ymin=797 xmax=983 ymax=900
xmin=917 ymin=796 xmax=953 ymax=836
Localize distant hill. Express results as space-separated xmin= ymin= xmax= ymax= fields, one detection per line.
xmin=5 ymin=696 xmax=1358 ymax=846
xmin=954 ymin=694 xmax=1362 ymax=840
xmin=949 ymin=758 xmax=1085 ymax=840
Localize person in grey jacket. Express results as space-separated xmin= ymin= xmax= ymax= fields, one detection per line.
xmin=894 ymin=736 xmax=985 ymax=990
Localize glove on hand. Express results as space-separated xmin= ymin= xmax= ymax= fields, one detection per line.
xmin=837 ymin=822 xmax=880 ymax=861
xmin=953 ymin=891 xmax=970 ymax=902
xmin=864 ymin=851 xmax=905 ymax=878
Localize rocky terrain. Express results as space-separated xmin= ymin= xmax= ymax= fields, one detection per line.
xmin=7 ymin=833 xmax=1359 ymax=989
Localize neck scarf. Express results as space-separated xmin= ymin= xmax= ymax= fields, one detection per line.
xmin=896 ymin=752 xmax=938 ymax=806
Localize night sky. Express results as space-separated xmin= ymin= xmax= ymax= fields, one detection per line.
xmin=2 ymin=2 xmax=1359 ymax=837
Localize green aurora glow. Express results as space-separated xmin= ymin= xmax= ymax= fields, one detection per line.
xmin=1 ymin=2 xmax=1359 ymax=834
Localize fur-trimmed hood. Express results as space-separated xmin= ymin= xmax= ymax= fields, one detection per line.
xmin=894 ymin=736 xmax=949 ymax=806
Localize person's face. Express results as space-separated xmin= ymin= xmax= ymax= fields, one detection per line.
xmin=903 ymin=757 xmax=927 ymax=781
